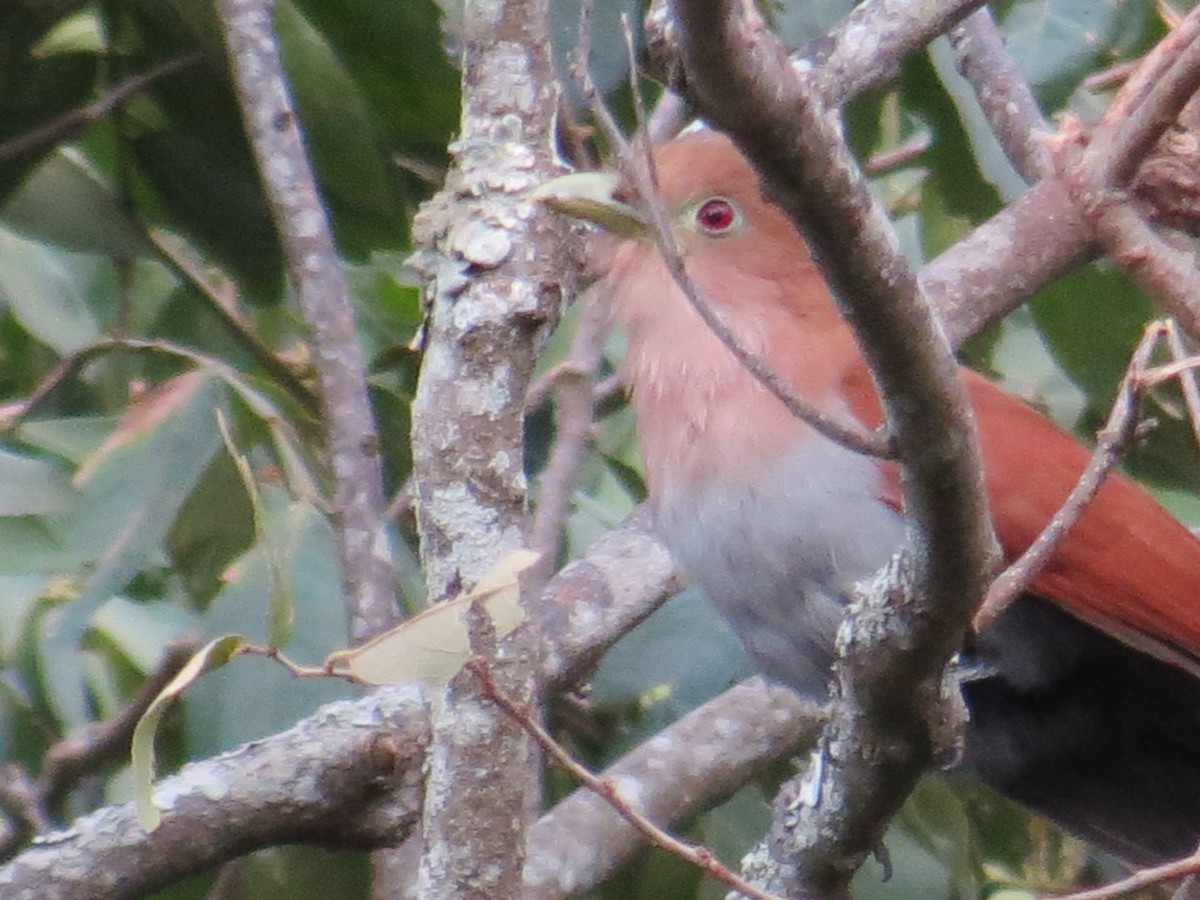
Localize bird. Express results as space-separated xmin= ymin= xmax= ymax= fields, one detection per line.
xmin=538 ymin=129 xmax=1200 ymax=864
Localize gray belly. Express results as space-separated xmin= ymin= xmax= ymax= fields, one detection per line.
xmin=652 ymin=437 xmax=904 ymax=696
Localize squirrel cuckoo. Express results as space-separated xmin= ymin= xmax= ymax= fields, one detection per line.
xmin=539 ymin=130 xmax=1200 ymax=863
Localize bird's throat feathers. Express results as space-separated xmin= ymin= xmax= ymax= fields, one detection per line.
xmin=605 ymin=239 xmax=868 ymax=506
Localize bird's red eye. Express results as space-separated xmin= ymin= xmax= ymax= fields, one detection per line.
xmin=695 ymin=197 xmax=738 ymax=234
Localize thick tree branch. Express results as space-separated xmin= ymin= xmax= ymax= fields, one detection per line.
xmin=805 ymin=0 xmax=988 ymax=105
xmin=0 ymin=684 xmax=432 ymax=900
xmin=922 ymin=178 xmax=1096 ymax=349
xmin=522 ymin=678 xmax=822 ymax=899
xmin=216 ymin=0 xmax=398 ymax=644
xmin=668 ymin=0 xmax=997 ymax=895
xmin=406 ymin=0 xmax=572 ymax=893
xmin=0 ymin=511 xmax=678 ymax=898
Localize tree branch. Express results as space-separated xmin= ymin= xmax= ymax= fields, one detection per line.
xmin=529 ymin=296 xmax=609 ymax=587
xmin=975 ymin=321 xmax=1164 ymax=629
xmin=947 ymin=7 xmax=1051 ymax=183
xmin=0 ymin=512 xmax=691 ymax=899
xmin=216 ymin=0 xmax=398 ymax=644
xmin=405 ymin=0 xmax=573 ymax=892
xmin=805 ymin=0 xmax=989 ymax=105
xmin=0 ymin=56 xmax=199 ymax=165
xmin=0 ymin=684 xmax=432 ymax=900
xmin=522 ymin=678 xmax=823 ymax=899
xmin=667 ymin=0 xmax=997 ymax=894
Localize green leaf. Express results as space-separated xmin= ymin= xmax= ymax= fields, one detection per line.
xmin=0 ymin=449 xmax=74 ymax=516
xmin=999 ymin=0 xmax=1149 ymax=111
xmin=277 ymin=1 xmax=403 ymax=255
xmin=294 ymin=0 xmax=458 ymax=162
xmin=0 ymin=226 xmax=103 ymax=354
xmin=0 ymin=575 xmax=52 ymax=659
xmin=2 ymin=148 xmax=152 ymax=258
xmin=901 ymin=53 xmax=1002 ymax=225
xmin=185 ymin=499 xmax=351 ymax=756
xmin=1029 ymin=263 xmax=1153 ymax=409
xmin=41 ymin=373 xmax=224 ymax=727
xmin=91 ymin=596 xmax=198 ymax=673
xmin=32 ymin=10 xmax=106 ymax=56
xmin=0 ymin=53 xmax=100 ymax=200
xmin=131 ymin=634 xmax=245 ymax=831
xmin=216 ymin=410 xmax=293 ymax=650
xmin=17 ymin=415 xmax=122 ymax=465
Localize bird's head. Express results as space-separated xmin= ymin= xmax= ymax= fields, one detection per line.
xmin=535 ymin=129 xmax=839 ymax=340
xmin=537 ymin=129 xmax=811 ymax=268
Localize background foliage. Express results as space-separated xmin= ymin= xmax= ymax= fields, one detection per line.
xmin=0 ymin=0 xmax=1192 ymax=897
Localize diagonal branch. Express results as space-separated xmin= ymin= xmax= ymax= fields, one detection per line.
xmin=216 ymin=0 xmax=398 ymax=645
xmin=0 ymin=56 xmax=199 ymax=165
xmin=975 ymin=321 xmax=1165 ymax=630
xmin=522 ymin=678 xmax=824 ymax=899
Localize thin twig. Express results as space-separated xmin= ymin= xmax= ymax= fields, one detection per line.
xmin=146 ymin=229 xmax=319 ymax=415
xmin=1162 ymin=321 xmax=1200 ymax=454
xmin=0 ymin=337 xmax=197 ymax=433
xmin=863 ymin=133 xmax=932 ymax=176
xmin=646 ymin=90 xmax=688 ymax=142
xmin=1070 ymin=6 xmax=1200 ymax=339
xmin=467 ymin=657 xmax=788 ymax=900
xmin=236 ymin=643 xmax=365 ymax=686
xmin=1050 ymin=846 xmax=1200 ymax=900
xmin=0 ymin=336 xmax=299 ymax=436
xmin=529 ymin=297 xmax=609 ymax=586
xmin=1084 ymin=6 xmax=1200 ymax=188
xmin=974 ymin=321 xmax=1166 ymax=630
xmin=0 ymin=56 xmax=199 ymax=164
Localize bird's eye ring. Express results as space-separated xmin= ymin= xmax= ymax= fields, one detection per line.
xmin=695 ymin=197 xmax=739 ymax=235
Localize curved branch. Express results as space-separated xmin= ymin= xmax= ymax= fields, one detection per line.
xmin=667 ymin=0 xmax=997 ymax=894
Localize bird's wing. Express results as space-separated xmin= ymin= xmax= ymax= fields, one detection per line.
xmin=842 ymin=363 xmax=1200 ymax=673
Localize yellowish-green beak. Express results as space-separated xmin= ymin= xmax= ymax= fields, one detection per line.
xmin=532 ymin=172 xmax=648 ymax=238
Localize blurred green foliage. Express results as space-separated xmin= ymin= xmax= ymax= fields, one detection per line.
xmin=0 ymin=0 xmax=1190 ymax=897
